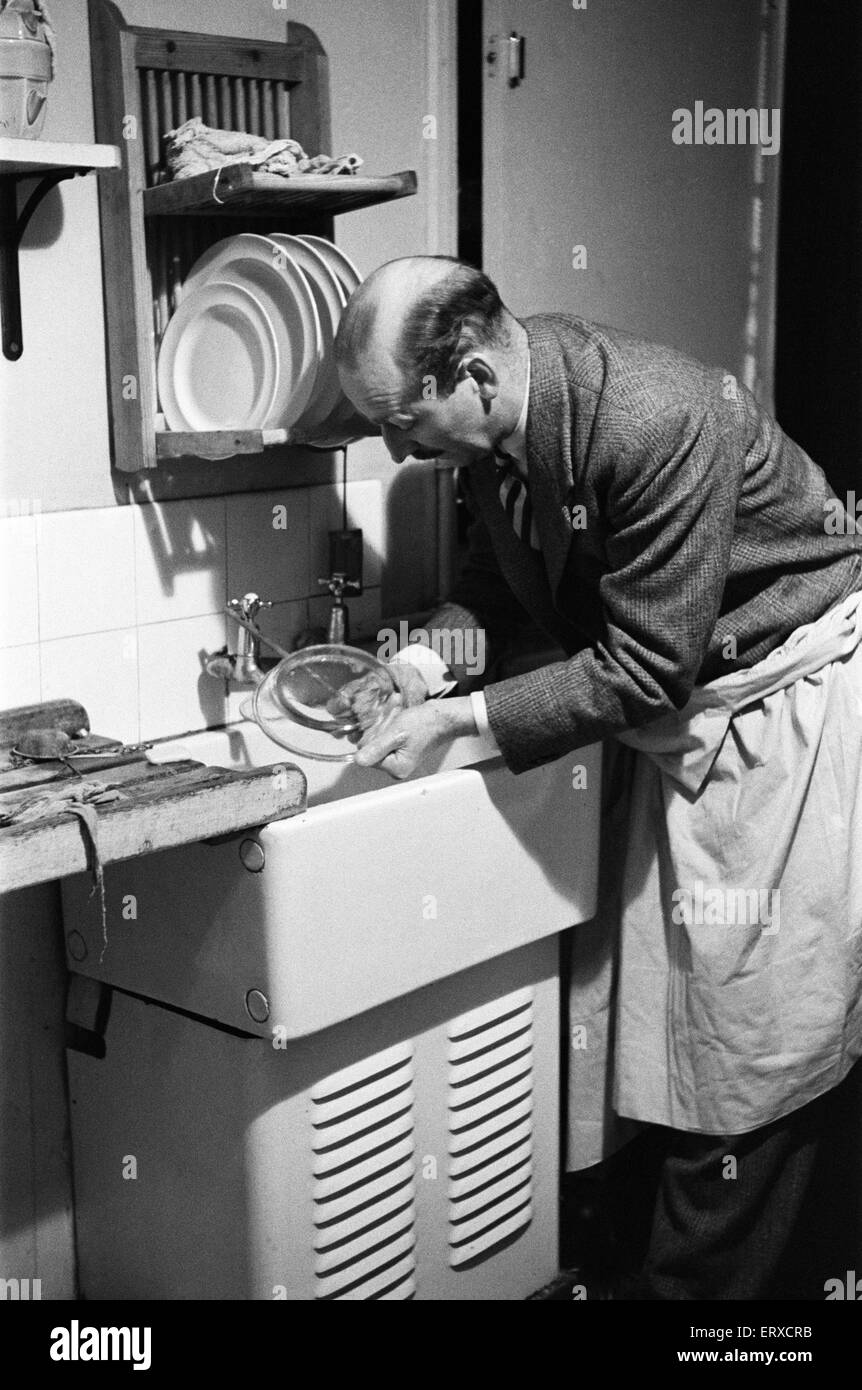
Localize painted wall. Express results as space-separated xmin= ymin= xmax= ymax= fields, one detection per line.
xmin=0 ymin=0 xmax=458 ymax=735
xmin=1 ymin=0 xmax=456 ymax=513
xmin=0 ymin=0 xmax=457 ymax=1299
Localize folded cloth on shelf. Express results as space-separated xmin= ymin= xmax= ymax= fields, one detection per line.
xmin=164 ymin=116 xmax=363 ymax=181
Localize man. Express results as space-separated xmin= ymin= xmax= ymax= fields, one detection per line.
xmin=334 ymin=255 xmax=862 ymax=1299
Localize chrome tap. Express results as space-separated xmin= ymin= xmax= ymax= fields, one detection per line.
xmin=313 ymin=530 xmax=363 ymax=646
xmin=204 ymin=593 xmax=273 ymax=685
xmin=318 ymin=574 xmax=351 ymax=644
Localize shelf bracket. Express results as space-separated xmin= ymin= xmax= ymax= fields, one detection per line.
xmin=0 ymin=166 xmax=90 ymax=361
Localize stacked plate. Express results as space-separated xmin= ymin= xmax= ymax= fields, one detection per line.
xmin=156 ymin=233 xmax=365 ymax=447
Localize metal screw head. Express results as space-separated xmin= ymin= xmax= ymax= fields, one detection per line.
xmin=67 ymin=931 xmax=88 ymax=962
xmin=239 ymin=838 xmax=265 ymax=873
xmin=245 ymin=989 xmax=270 ymax=1024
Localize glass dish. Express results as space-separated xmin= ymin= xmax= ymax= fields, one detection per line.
xmin=247 ymin=644 xmax=398 ymax=762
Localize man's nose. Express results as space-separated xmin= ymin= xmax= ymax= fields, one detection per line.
xmin=380 ymin=423 xmax=414 ymax=464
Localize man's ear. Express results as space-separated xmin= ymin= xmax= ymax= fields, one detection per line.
xmin=460 ymin=353 xmax=499 ymax=399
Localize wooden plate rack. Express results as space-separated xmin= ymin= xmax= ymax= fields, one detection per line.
xmin=88 ymin=0 xmax=417 ymax=472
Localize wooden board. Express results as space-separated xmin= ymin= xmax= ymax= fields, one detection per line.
xmin=0 ymin=699 xmax=90 ymax=749
xmin=88 ymin=2 xmax=417 ymax=475
xmin=0 ymin=139 xmax=121 ymax=176
xmin=153 ymin=416 xmax=376 ymax=462
xmin=0 ymin=741 xmax=159 ymax=795
xmin=0 ymin=753 xmax=187 ymax=799
xmin=143 ymin=167 xmax=418 ymax=219
xmin=132 ymin=29 xmax=307 ymax=83
xmin=287 ymin=20 xmax=331 ymax=162
xmin=89 ymin=0 xmax=159 ymax=471
xmin=87 ymin=1 xmax=345 ymax=474
xmin=0 ymin=756 xmax=306 ymax=894
xmin=154 ymin=428 xmax=289 ymax=461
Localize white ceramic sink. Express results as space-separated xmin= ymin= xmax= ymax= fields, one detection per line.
xmin=154 ymin=716 xmax=509 ymax=806
xmin=62 ymin=721 xmax=602 ymax=1038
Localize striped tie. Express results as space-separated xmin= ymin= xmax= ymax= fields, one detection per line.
xmin=495 ymin=448 xmax=541 ymax=550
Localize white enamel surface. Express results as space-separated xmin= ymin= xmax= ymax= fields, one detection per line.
xmin=61 ymin=720 xmax=602 ymax=1039
xmin=268 ymin=233 xmax=346 ymax=428
xmin=182 ymin=234 xmax=322 ymax=429
xmin=296 ymin=234 xmax=362 ymax=296
xmin=0 ymin=514 xmax=39 ymax=648
xmin=154 ymin=716 xmax=500 ymax=803
xmin=157 ymin=280 xmax=278 ymax=431
xmin=67 ymin=942 xmax=559 ymax=1300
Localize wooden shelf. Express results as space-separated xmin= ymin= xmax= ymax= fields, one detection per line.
xmin=0 ymin=698 xmax=306 ymax=894
xmin=144 ymin=166 xmax=417 ymax=220
xmin=0 ymin=138 xmax=121 ymax=177
xmin=154 ymin=416 xmax=378 ymax=462
xmin=0 ymin=139 xmax=121 ymax=360
xmin=89 ymin=0 xmax=416 ymax=472
xmin=155 ymin=428 xmax=285 ymax=461
xmin=0 ymin=751 xmax=307 ymax=893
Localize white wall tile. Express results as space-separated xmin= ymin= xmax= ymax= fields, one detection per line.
xmin=36 ymin=508 xmax=136 ymax=641
xmin=0 ymin=644 xmax=41 ymax=710
xmin=135 ymin=498 xmax=226 ymax=625
xmin=226 ymin=490 xmax=310 ymax=606
xmin=0 ymin=516 xmax=39 ymax=649
xmin=16 ymin=489 xmax=387 ymax=744
xmin=308 ymin=481 xmax=384 ymax=592
xmin=343 ymin=481 xmax=384 ymax=589
xmin=137 ymin=613 xmax=229 ymax=741
xmin=308 ymin=587 xmax=382 ymax=644
xmin=224 ymin=599 xmax=308 ymax=725
xmin=257 ymin=598 xmax=309 ymax=654
xmin=40 ymin=629 xmax=139 ymax=744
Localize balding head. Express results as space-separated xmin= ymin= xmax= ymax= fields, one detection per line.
xmin=334 ymin=257 xmax=526 ymax=467
xmin=335 ymin=256 xmax=512 ymax=404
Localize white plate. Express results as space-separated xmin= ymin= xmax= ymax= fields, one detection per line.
xmin=268 ymin=232 xmax=347 ymax=430
xmin=296 ymin=235 xmax=362 ymax=297
xmin=158 ymin=280 xmax=278 ymax=432
xmin=182 ymin=234 xmax=321 ymax=430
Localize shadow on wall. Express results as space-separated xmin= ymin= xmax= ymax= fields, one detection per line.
xmin=20 ymin=182 xmax=65 ymax=251
xmin=117 ymin=445 xmax=351 ymax=507
xmin=122 ymin=455 xmax=437 ymax=632
xmin=380 ymin=460 xmax=441 ymax=619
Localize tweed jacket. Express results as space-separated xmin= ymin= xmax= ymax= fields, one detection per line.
xmin=428 ymin=314 xmax=862 ymax=773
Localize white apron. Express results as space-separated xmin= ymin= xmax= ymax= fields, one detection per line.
xmin=567 ymin=590 xmax=862 ymax=1170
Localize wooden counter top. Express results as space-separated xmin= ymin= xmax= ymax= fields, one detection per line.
xmin=0 ymin=700 xmax=306 ymax=895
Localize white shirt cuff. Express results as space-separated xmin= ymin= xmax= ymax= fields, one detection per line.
xmin=392 ymin=642 xmax=457 ymax=696
xmin=470 ymin=691 xmax=502 ymax=753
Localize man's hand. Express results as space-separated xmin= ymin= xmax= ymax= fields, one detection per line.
xmin=325 ymin=660 xmax=429 ymax=730
xmin=386 ymin=661 xmax=432 ymax=708
xmin=354 ymin=697 xmax=477 ymax=780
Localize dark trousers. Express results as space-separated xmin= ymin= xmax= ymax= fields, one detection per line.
xmin=563 ymin=1081 xmax=849 ymax=1300
xmin=637 ymin=1092 xmax=826 ymax=1300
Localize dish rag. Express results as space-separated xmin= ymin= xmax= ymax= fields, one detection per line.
xmin=1 ymin=780 xmax=123 ymax=962
xmin=164 ymin=117 xmax=363 ymax=181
